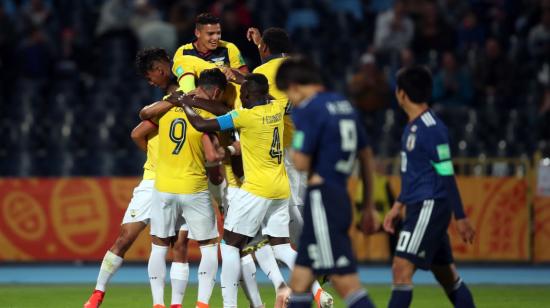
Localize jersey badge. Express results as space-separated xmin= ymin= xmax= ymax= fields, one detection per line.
xmin=406 ymin=133 xmax=416 ymax=151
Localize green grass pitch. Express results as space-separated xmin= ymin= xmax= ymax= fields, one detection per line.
xmin=0 ymin=284 xmax=549 ymax=307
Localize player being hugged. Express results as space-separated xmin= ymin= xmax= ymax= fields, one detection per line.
xmin=383 ymin=66 xmax=476 ymax=308
xmin=275 ymin=56 xmax=378 ymax=308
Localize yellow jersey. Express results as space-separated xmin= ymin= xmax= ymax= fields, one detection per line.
xmin=252 ymin=56 xmax=294 ymax=149
xmin=142 ymin=129 xmax=158 ymax=180
xmin=174 ymin=40 xmax=246 ymax=69
xmin=228 ymin=100 xmax=290 ymax=199
xmin=154 ymin=107 xmax=214 ymax=194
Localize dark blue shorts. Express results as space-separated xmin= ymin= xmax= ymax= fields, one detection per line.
xmin=394 ymin=198 xmax=454 ymax=270
xmin=295 ymin=183 xmax=357 ymax=275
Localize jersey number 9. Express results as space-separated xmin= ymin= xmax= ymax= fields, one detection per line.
xmin=335 ymin=119 xmax=357 ymax=174
xmin=169 ymin=118 xmax=187 ymax=155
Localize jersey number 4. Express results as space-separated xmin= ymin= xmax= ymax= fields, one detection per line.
xmin=169 ymin=118 xmax=187 ymax=155
xmin=335 ymin=120 xmax=357 ymax=174
xmin=270 ymin=127 xmax=283 ymax=164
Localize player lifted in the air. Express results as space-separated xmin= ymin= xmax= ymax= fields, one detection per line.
xmin=383 ymin=66 xmax=476 ymax=308
xmin=275 ymin=57 xmax=378 ymax=308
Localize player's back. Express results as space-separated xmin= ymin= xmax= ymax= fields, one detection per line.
xmin=230 ymin=100 xmax=290 ymax=199
xmin=155 ymin=106 xmax=212 ymax=194
xmin=399 ymin=110 xmax=450 ymax=205
xmin=253 ymin=56 xmax=294 ymax=149
xmin=292 ymin=92 xmax=368 ymax=188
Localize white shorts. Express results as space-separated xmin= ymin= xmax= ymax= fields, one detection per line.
xmin=285 ymin=150 xmax=307 ymax=207
xmin=150 ymin=189 xmax=219 ymax=241
xmin=224 ymin=189 xmax=290 ymax=238
xmin=222 ymin=186 xmax=241 ymax=218
xmin=122 ymin=179 xmax=154 ymax=225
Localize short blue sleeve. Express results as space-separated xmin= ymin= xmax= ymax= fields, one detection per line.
xmin=216 ymin=113 xmax=235 ymax=131
xmin=292 ymin=104 xmax=323 ymax=155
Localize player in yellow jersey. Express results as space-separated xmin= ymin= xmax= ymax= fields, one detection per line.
xmin=173 ymin=74 xmax=294 ymax=308
xmin=245 ymin=27 xmax=335 ymax=308
xmin=83 ymin=48 xmax=195 ymax=308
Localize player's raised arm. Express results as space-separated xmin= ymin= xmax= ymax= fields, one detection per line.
xmin=131 ymin=120 xmax=158 ymax=152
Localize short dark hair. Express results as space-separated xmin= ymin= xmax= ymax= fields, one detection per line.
xmin=244 ymin=73 xmax=269 ymax=95
xmin=195 ymin=13 xmax=220 ymax=28
xmin=275 ymin=56 xmax=323 ymax=90
xmin=135 ymin=48 xmax=170 ymax=76
xmin=197 ymin=68 xmax=228 ymax=91
xmin=262 ymin=27 xmax=291 ymax=54
xmin=396 ymin=65 xmax=433 ymax=104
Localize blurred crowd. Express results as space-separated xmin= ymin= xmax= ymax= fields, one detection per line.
xmin=0 ymin=0 xmax=549 ymax=176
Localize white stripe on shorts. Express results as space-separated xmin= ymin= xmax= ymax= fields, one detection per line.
xmin=310 ymin=189 xmax=334 ymax=268
xmin=406 ymin=199 xmax=434 ymax=254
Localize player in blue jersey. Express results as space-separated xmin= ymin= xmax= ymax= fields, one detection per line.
xmin=383 ymin=66 xmax=476 ymax=308
xmin=275 ymin=56 xmax=378 ymax=308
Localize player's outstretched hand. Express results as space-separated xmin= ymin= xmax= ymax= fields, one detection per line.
xmin=383 ymin=202 xmax=403 ymax=234
xmin=165 ymin=90 xmax=185 ymax=104
xmin=360 ymin=207 xmax=379 ymax=235
xmin=456 ymin=218 xmax=475 ymax=244
xmin=246 ymin=27 xmax=262 ymax=46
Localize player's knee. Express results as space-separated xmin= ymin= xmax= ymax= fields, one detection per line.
xmin=172 ymin=240 xmax=189 ymax=262
xmin=392 ymin=258 xmax=414 ymax=284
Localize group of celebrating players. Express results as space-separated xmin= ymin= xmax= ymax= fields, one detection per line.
xmin=84 ymin=12 xmax=477 ymax=308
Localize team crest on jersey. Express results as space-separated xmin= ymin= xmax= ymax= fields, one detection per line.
xmin=212 ymin=56 xmax=226 ymax=67
xmin=406 ymin=134 xmax=416 ymax=151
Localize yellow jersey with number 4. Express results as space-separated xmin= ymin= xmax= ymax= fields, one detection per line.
xmin=252 ymin=56 xmax=294 ymax=149
xmin=229 ymin=100 xmax=290 ymax=199
xmin=155 ymin=107 xmax=214 ymax=194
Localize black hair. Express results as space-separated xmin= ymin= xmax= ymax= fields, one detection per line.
xmin=275 ymin=56 xmax=323 ymax=90
xmin=197 ymin=68 xmax=228 ymax=91
xmin=195 ymin=13 xmax=220 ymax=27
xmin=396 ymin=65 xmax=433 ymax=104
xmin=135 ymin=48 xmax=170 ymax=76
xmin=244 ymin=73 xmax=269 ymax=95
xmin=262 ymin=27 xmax=291 ymax=54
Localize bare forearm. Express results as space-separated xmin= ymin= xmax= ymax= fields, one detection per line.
xmin=139 ymin=101 xmax=172 ymax=120
xmin=181 ymin=104 xmax=221 ymax=132
xmin=359 ymin=147 xmax=375 ymax=210
xmin=186 ymin=97 xmax=231 ymax=116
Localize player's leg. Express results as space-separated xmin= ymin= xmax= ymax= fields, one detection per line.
xmin=84 ymin=179 xmax=153 ymax=308
xmin=169 ymin=228 xmax=190 ymax=308
xmin=388 ymin=256 xmax=416 ymax=308
xmin=430 ymin=235 xmax=475 ymax=308
xmin=222 ymin=189 xmax=269 ymax=308
xmin=149 ymin=190 xmax=180 ymax=308
xmin=180 ymin=190 xmax=220 ymax=307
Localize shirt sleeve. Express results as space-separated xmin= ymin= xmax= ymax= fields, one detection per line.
xmin=216 ymin=113 xmax=235 ymax=131
xmin=228 ymin=108 xmax=251 ymax=129
xmin=291 ymin=106 xmax=323 ymax=155
xmin=227 ymin=42 xmax=247 ymax=69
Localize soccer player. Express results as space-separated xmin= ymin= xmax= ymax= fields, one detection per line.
xmin=246 ymin=26 xmax=334 ymax=308
xmin=144 ymin=65 xmax=225 ymax=308
xmin=382 ymin=66 xmax=476 ymax=308
xmin=173 ymin=74 xmax=293 ymax=308
xmin=275 ymin=57 xmax=378 ymax=308
xmin=173 ymin=12 xmax=248 ymax=94
xmin=83 ymin=48 xmax=190 ymax=308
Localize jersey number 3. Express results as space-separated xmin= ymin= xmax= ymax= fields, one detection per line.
xmin=336 ymin=120 xmax=357 ymax=174
xmin=169 ymin=118 xmax=187 ymax=155
xmin=270 ymin=127 xmax=283 ymax=164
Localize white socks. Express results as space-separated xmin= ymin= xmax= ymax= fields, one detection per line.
xmin=254 ymin=244 xmax=285 ymax=290
xmin=220 ymin=243 xmax=240 ymax=308
xmin=197 ymin=244 xmax=219 ymax=305
xmin=148 ymin=244 xmax=168 ymax=306
xmin=170 ymin=262 xmax=189 ymax=306
xmin=95 ymin=250 xmax=123 ymax=292
xmin=272 ymin=243 xmax=322 ymax=295
xmin=241 ymin=254 xmax=263 ymax=307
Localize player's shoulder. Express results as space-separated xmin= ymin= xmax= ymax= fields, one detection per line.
xmin=417 ymin=110 xmax=448 ymax=131
xmin=219 ymin=40 xmax=239 ymax=51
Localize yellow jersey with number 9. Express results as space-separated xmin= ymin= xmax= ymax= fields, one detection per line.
xmin=155 ymin=106 xmax=214 ymax=194
xmin=229 ymin=100 xmax=290 ymax=199
xmin=252 ymin=56 xmax=294 ymax=149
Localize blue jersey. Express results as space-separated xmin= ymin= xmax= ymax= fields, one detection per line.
xmin=291 ymin=92 xmax=369 ymax=187
xmin=398 ymin=109 xmax=456 ymax=205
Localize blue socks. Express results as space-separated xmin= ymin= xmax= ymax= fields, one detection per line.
xmin=345 ymin=289 xmax=375 ymax=308
xmin=388 ymin=284 xmax=413 ymax=308
xmin=288 ymin=293 xmax=312 ymax=308
xmin=448 ymin=278 xmax=475 ymax=308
